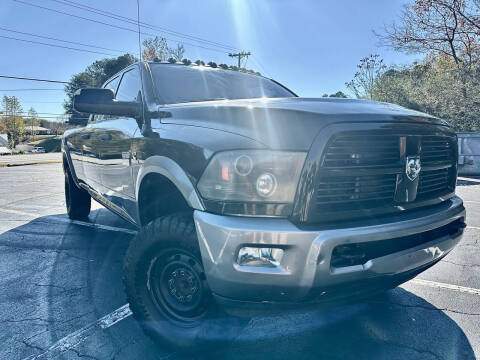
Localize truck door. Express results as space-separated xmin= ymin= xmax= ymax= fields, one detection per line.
xmin=81 ymin=75 xmax=122 ymax=194
xmin=97 ymin=67 xmax=142 ymax=213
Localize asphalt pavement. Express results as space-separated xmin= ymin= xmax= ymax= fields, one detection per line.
xmin=0 ymin=163 xmax=479 ymax=360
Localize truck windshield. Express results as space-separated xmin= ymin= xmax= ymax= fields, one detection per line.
xmin=150 ymin=64 xmax=295 ymax=104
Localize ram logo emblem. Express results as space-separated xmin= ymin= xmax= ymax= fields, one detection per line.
xmin=406 ymin=156 xmax=421 ymax=181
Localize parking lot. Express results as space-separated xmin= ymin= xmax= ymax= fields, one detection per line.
xmin=0 ymin=163 xmax=479 ymax=360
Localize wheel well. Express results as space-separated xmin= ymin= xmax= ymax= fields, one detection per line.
xmin=138 ymin=173 xmax=191 ymax=226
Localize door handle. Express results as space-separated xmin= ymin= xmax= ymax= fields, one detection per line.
xmin=99 ymin=133 xmax=112 ymax=141
xmin=81 ymin=134 xmax=90 ymax=140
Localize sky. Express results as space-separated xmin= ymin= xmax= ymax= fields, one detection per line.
xmin=0 ymin=0 xmax=421 ymax=120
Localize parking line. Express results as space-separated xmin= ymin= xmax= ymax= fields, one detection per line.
xmin=467 ymin=225 xmax=480 ymax=230
xmin=0 ymin=208 xmax=38 ymax=217
xmin=409 ymin=278 xmax=480 ymax=296
xmin=23 ymin=305 xmax=133 ymax=360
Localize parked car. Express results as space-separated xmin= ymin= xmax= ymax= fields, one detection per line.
xmin=31 ymin=146 xmax=45 ymax=153
xmin=62 ymin=61 xmax=466 ymax=350
xmin=0 ymin=147 xmax=11 ymax=155
xmin=457 ymin=132 xmax=480 ymax=176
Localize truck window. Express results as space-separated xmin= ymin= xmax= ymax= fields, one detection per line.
xmin=116 ymin=68 xmax=142 ymax=102
xmin=92 ymin=75 xmax=121 ymax=122
xmin=104 ymin=75 xmax=120 ymax=94
xmin=151 ymin=64 xmax=294 ymax=104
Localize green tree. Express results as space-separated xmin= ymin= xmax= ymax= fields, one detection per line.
xmin=370 ymin=55 xmax=480 ymax=131
xmin=1 ymin=96 xmax=25 ymax=148
xmin=64 ymin=53 xmax=137 ymax=125
xmin=375 ymin=0 xmax=480 ymax=99
xmin=330 ymin=91 xmax=348 ymax=98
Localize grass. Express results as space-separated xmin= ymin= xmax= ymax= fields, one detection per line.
xmin=29 ymin=137 xmax=61 ymax=152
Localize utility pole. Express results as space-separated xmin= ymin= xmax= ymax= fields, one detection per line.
xmin=228 ymin=51 xmax=251 ymax=68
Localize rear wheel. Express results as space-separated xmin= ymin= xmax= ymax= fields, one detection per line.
xmin=64 ymin=168 xmax=91 ymax=220
xmin=123 ymin=213 xmax=234 ymax=350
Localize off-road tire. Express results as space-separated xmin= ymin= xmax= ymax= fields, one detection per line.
xmin=123 ymin=213 xmax=230 ymax=351
xmin=64 ymin=168 xmax=91 ymax=220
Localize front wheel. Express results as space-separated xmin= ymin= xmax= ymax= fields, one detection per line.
xmin=123 ymin=213 xmax=226 ymax=350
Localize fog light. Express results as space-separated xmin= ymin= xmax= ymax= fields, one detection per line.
xmin=256 ymin=173 xmax=277 ymax=197
xmin=237 ymin=247 xmax=284 ymax=267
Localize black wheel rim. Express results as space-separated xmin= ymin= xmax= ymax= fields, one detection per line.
xmin=148 ymin=249 xmax=208 ymax=322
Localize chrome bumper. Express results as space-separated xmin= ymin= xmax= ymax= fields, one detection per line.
xmin=194 ymin=196 xmax=465 ymax=302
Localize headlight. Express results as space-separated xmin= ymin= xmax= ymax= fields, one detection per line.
xmin=197 ymin=150 xmax=306 ymax=203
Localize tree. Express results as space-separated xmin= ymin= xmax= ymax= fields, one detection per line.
xmin=64 ymin=53 xmax=137 ymax=125
xmin=346 ymin=54 xmax=387 ymax=99
xmin=142 ymin=36 xmax=186 ymax=61
xmin=1 ymin=96 xmax=24 ymax=148
xmin=376 ymin=0 xmax=480 ymax=99
xmin=142 ymin=36 xmax=169 ymax=61
xmin=169 ymin=44 xmax=185 ymax=62
xmin=27 ymin=107 xmax=39 ymax=141
xmin=368 ymin=54 xmax=480 ymax=131
xmin=330 ymin=91 xmax=349 ymax=98
xmin=376 ymin=0 xmax=480 ymax=67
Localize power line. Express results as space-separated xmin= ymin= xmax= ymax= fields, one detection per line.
xmin=49 ymin=0 xmax=239 ymax=51
xmin=0 ymin=75 xmax=68 ymax=84
xmin=0 ymin=26 xmax=127 ymax=53
xmin=15 ymin=111 xmax=69 ymax=115
xmin=0 ymin=34 xmax=117 ymax=56
xmin=0 ymin=89 xmax=64 ymax=91
xmin=12 ymin=101 xmax=63 ymax=104
xmin=14 ymin=0 xmax=227 ymax=54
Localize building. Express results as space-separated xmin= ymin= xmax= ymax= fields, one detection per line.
xmin=24 ymin=126 xmax=51 ymax=135
xmin=457 ymin=132 xmax=480 ymax=176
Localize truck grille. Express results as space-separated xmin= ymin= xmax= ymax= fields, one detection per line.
xmin=323 ymin=135 xmax=400 ymax=167
xmin=421 ymin=136 xmax=453 ymax=166
xmin=309 ymin=130 xmax=457 ymax=221
xmin=417 ymin=168 xmax=450 ymax=198
xmin=316 ymin=174 xmax=396 ymax=211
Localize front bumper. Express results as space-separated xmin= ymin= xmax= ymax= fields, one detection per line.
xmin=194 ymin=196 xmax=465 ymax=302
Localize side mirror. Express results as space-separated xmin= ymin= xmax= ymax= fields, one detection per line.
xmin=73 ymin=88 xmax=140 ymax=117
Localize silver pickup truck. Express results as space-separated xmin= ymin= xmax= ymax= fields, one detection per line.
xmin=62 ymin=61 xmax=466 ymax=350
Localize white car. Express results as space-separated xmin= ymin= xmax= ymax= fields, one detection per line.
xmin=0 ymin=147 xmax=12 ymax=155
xmin=31 ymin=147 xmax=45 ymax=153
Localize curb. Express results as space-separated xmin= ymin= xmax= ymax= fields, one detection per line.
xmin=0 ymin=160 xmax=62 ymax=168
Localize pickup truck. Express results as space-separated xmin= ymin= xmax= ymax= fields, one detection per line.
xmin=62 ymin=61 xmax=466 ymax=350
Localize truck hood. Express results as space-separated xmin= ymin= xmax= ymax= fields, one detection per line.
xmin=159 ymin=97 xmax=448 ymax=150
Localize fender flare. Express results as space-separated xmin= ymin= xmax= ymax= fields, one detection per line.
xmin=135 ymin=156 xmax=205 ymax=215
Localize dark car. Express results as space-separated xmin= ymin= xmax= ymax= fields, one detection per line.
xmin=62 ymin=61 xmax=466 ymax=350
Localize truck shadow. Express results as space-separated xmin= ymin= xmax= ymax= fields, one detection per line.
xmin=0 ymin=210 xmax=475 ymax=360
